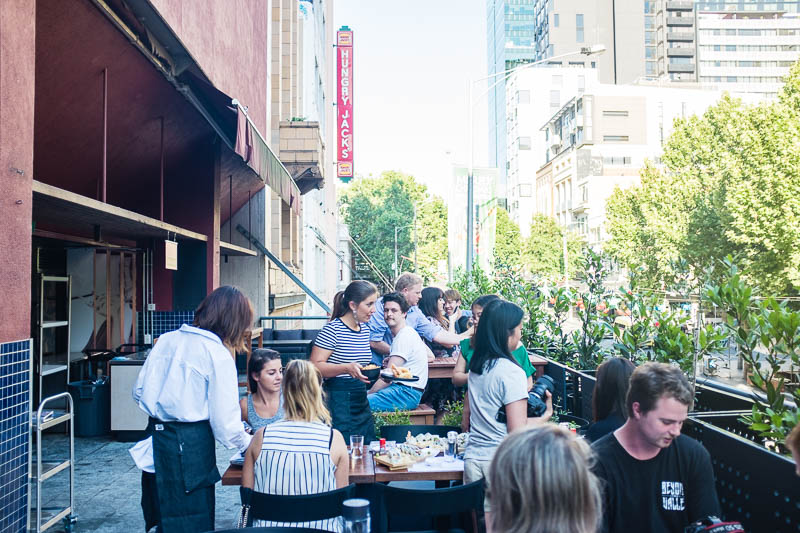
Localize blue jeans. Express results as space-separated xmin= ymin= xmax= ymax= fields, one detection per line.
xmin=368 ymin=383 xmax=422 ymax=412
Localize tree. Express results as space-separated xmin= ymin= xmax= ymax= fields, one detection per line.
xmin=338 ymin=171 xmax=447 ymax=285
xmin=605 ymin=61 xmax=800 ymax=294
xmin=523 ymin=214 xmax=584 ymax=280
xmin=494 ymin=208 xmax=522 ymax=268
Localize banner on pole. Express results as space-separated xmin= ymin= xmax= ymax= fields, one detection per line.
xmin=337 ymin=27 xmax=354 ymax=182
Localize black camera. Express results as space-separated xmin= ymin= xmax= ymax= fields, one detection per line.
xmin=496 ymin=375 xmax=555 ymax=423
xmin=684 ymin=516 xmax=745 ymax=533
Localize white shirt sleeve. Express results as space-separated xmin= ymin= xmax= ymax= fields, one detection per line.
xmin=207 ymin=349 xmax=252 ymax=453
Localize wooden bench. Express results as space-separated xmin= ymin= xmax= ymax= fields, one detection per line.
xmin=377 ymin=403 xmax=435 ymax=425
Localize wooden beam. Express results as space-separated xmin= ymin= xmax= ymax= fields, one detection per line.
xmin=33 ymin=180 xmax=208 ymax=242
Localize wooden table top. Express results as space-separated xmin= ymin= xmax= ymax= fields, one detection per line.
xmin=427 ymin=354 xmax=547 ymax=379
xmin=221 ymin=446 xmax=463 ymax=485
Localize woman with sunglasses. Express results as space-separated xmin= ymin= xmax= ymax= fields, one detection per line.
xmin=240 ymin=348 xmax=285 ymax=431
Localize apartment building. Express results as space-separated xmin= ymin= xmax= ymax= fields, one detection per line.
xmin=505 ymin=67 xmax=599 ymax=237
xmin=537 ymin=84 xmax=722 ymax=247
xmin=696 ymin=9 xmax=800 ymax=99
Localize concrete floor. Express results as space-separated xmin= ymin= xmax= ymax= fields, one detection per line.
xmin=31 ymin=434 xmax=241 ymax=532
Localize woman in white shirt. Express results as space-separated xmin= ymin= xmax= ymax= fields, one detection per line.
xmin=463 ymin=298 xmax=552 ymax=533
xmin=131 ymin=286 xmax=254 ymax=533
xmin=242 ymin=359 xmax=349 ymax=532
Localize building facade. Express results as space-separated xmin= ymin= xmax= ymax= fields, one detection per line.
xmin=505 ymin=66 xmax=598 ymax=236
xmin=537 ymin=83 xmax=723 ymax=247
xmin=696 ymin=8 xmax=800 ymax=99
xmin=486 ymin=0 xmax=537 ymax=200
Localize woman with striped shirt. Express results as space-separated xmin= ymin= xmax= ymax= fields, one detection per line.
xmin=242 ymin=360 xmax=348 ymax=532
xmin=311 ymin=280 xmax=378 ymax=442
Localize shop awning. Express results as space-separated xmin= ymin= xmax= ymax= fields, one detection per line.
xmin=233 ymin=104 xmax=301 ymax=215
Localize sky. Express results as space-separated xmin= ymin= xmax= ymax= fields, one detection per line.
xmin=334 ymin=0 xmax=488 ymax=201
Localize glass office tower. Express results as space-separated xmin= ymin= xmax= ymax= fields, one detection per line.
xmin=486 ymin=0 xmax=536 ymax=201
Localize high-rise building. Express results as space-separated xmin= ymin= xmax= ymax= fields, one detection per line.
xmin=653 ymin=0 xmax=699 ymax=81
xmin=486 ymin=0 xmax=536 ymax=201
xmin=696 ymin=7 xmax=800 ymax=99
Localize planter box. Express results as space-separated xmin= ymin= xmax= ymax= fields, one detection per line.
xmin=683 ymin=417 xmax=798 ymax=533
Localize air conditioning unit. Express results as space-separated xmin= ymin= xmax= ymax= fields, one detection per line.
xmin=550 ymin=135 xmax=561 ymax=149
xmin=576 ymin=115 xmax=584 ymax=127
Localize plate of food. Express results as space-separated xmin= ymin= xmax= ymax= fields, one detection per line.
xmin=380 ymin=363 xmax=420 ymax=382
xmin=374 ymin=444 xmax=425 ymax=470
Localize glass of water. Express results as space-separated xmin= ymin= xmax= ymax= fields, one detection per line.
xmin=445 ymin=431 xmax=458 ymax=462
xmin=350 ymin=435 xmax=364 ymax=460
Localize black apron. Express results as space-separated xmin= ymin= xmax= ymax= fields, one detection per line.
xmin=324 ymin=377 xmax=375 ymax=442
xmin=140 ymin=417 xmax=221 ymax=533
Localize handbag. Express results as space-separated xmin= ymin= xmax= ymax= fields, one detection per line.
xmin=235 ymin=487 xmax=253 ymax=528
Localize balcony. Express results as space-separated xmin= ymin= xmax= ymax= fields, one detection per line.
xmin=667 ymin=63 xmax=696 ymax=73
xmin=667 ymin=46 xmax=695 ymax=57
xmin=279 ymin=121 xmax=324 ymax=194
xmin=667 ymin=31 xmax=695 ymax=42
xmin=667 ymin=16 xmax=693 ymax=27
xmin=666 ymin=1 xmax=693 ymax=11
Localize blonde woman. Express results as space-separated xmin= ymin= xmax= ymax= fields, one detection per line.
xmin=489 ymin=425 xmax=602 ymax=533
xmin=242 ymin=360 xmax=349 ymax=532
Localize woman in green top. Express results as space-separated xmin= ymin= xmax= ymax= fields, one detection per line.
xmin=453 ymin=295 xmax=535 ymax=387
xmin=452 ymin=294 xmax=535 ymax=432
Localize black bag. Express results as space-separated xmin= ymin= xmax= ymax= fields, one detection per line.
xmin=235 ymin=487 xmax=253 ymax=528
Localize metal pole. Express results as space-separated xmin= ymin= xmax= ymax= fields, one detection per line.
xmin=394 ymin=226 xmax=399 ymax=280
xmin=413 ymin=205 xmax=418 ymax=271
xmin=563 ymin=230 xmax=568 ymax=283
xmin=102 ymin=68 xmax=108 ymax=202
xmin=466 ymin=80 xmax=474 ymax=273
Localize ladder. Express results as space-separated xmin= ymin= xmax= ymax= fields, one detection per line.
xmin=30 ymin=392 xmax=76 ymax=532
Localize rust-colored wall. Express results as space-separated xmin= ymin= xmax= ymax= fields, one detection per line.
xmin=0 ymin=0 xmax=36 ymax=343
xmin=150 ymin=0 xmax=269 ymax=135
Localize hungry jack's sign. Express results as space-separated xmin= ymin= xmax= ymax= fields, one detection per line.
xmin=337 ymin=27 xmax=354 ymax=181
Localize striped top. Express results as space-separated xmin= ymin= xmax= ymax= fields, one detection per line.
xmin=314 ymin=318 xmax=372 ymax=377
xmin=253 ymin=420 xmax=339 ymax=532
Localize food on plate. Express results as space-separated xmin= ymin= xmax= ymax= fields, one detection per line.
xmin=390 ymin=363 xmax=413 ymax=379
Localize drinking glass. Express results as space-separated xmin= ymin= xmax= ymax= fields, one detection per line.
xmin=350 ymin=435 xmax=364 ymax=460
xmin=445 ymin=431 xmax=457 ymax=462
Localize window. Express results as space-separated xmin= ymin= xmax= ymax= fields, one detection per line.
xmin=519 ymin=184 xmax=533 ymax=197
xmin=725 ymin=45 xmax=736 ymax=52
xmin=518 ymin=136 xmax=532 ymax=150
xmin=552 ymin=75 xmax=563 ymax=87
xmin=517 ymin=90 xmax=530 ymax=104
xmin=578 ymin=75 xmax=585 ymax=92
xmin=554 ymin=13 xmax=559 ymax=27
xmin=576 ymin=14 xmax=584 ymax=42
xmin=550 ymin=90 xmax=560 ymax=107
xmin=602 ymin=156 xmax=632 ymax=165
xmin=603 ymin=135 xmax=629 ymax=142
xmin=603 ymin=110 xmax=629 ymax=117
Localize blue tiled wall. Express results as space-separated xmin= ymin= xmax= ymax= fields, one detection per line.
xmin=137 ymin=311 xmax=195 ymax=343
xmin=0 ymin=339 xmax=30 ymax=533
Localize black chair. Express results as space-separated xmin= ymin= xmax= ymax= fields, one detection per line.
xmin=377 ymin=480 xmax=484 ymax=533
xmin=380 ymin=425 xmax=460 ymax=442
xmin=240 ymin=484 xmax=356 ymax=527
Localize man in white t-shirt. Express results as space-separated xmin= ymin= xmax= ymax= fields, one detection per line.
xmin=368 ymin=292 xmax=434 ymax=411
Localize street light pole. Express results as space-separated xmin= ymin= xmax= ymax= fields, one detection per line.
xmin=465 ymin=44 xmax=606 ymax=273
xmin=394 ymin=225 xmax=400 ymax=281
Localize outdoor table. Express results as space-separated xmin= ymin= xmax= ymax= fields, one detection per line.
xmin=427 ymin=354 xmax=547 ymax=379
xmin=220 ymin=446 xmax=464 ymax=486
xmin=221 ymin=445 xmax=375 ymax=486
xmin=261 ymin=339 xmax=314 ymax=352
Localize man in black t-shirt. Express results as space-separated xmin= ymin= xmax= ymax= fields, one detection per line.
xmin=592 ymin=362 xmax=720 ymax=533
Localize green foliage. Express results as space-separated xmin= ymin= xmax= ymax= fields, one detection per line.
xmin=441 ymin=400 xmax=464 ymax=428
xmin=494 ymin=208 xmax=522 ymax=268
xmin=450 ymin=264 xmax=495 ymax=307
xmin=570 ymin=250 xmax=612 ymax=370
xmin=372 ymin=408 xmax=411 ymax=434
xmin=605 ymin=61 xmax=800 ymax=294
xmin=523 ymin=214 xmax=584 ymax=280
xmin=704 ymin=258 xmax=800 ymax=447
xmin=339 ymin=171 xmax=447 ymax=285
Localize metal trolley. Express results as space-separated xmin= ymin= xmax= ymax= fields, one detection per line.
xmin=29 ymin=392 xmax=76 ymax=532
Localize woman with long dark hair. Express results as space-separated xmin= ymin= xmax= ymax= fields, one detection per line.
xmin=418 ymin=287 xmax=457 ymax=358
xmin=310 ymin=280 xmax=378 ymax=441
xmin=132 ymin=286 xmax=254 ymax=533
xmin=239 ymin=349 xmax=284 ymax=431
xmin=585 ymin=357 xmax=635 ymax=442
xmin=464 ymin=299 xmax=552 ymax=533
